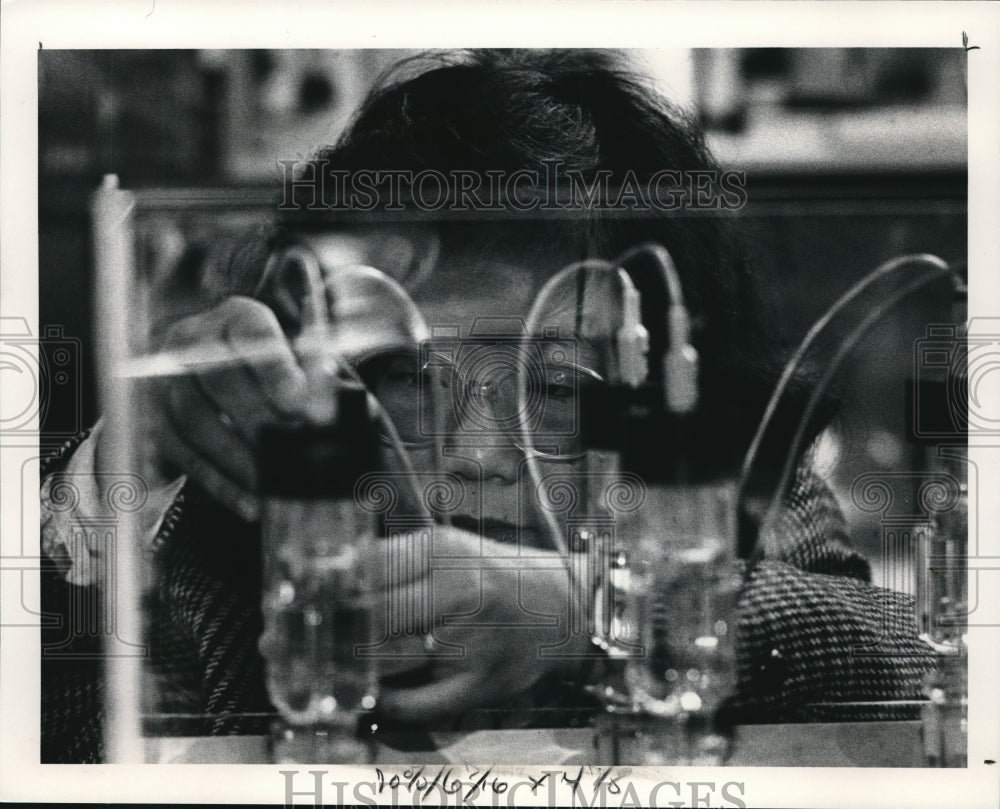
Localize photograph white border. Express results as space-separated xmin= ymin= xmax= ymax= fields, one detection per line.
xmin=2 ymin=1 xmax=998 ymax=806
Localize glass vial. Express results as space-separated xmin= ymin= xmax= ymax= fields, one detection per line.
xmin=599 ymin=480 xmax=742 ymax=766
xmin=258 ymin=386 xmax=380 ymax=763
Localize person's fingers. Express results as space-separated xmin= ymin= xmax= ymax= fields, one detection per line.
xmin=217 ymin=296 xmax=308 ymax=418
xmin=158 ymin=296 xmax=308 ymax=429
xmin=377 ymin=669 xmax=485 ymax=722
xmin=157 ymin=306 xmax=217 ymax=351
xmin=364 ymin=579 xmax=437 ymax=640
xmin=156 ymin=376 xmax=259 ymax=520
xmin=158 ymin=430 xmax=259 ymax=521
xmin=197 ymin=364 xmax=291 ymax=445
xmin=362 ymin=631 xmax=436 ymax=678
xmin=163 ymin=376 xmax=258 ymax=490
xmin=146 ymin=295 xmax=314 ymax=519
xmin=359 ymin=536 xmax=433 ymax=593
xmin=360 ymin=526 xmax=558 ymax=597
xmin=356 ymin=575 xmax=475 ymax=681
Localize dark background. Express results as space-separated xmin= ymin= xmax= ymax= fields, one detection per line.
xmin=37 ymin=49 xmax=967 ymax=582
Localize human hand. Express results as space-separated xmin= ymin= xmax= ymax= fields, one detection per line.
xmin=361 ymin=525 xmax=593 ymax=721
xmin=97 ymin=295 xmax=310 ymax=521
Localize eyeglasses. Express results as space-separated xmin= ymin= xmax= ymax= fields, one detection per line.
xmin=355 ymin=343 xmax=605 ymax=460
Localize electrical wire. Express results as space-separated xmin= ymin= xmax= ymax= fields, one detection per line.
xmin=739 ymin=253 xmax=954 ymax=564
xmin=520 ymin=258 xmax=623 ymax=559
xmin=338 ymin=362 xmax=431 ymax=516
xmin=260 ymin=244 xmax=431 ymax=514
xmin=520 ymin=246 xmax=693 ymax=559
xmin=757 ymin=259 xmax=954 ymax=557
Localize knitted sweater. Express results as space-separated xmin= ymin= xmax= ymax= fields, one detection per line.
xmin=39 ymin=433 xmax=938 ymax=763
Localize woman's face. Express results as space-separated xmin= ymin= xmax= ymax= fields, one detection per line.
xmin=299 ymin=226 xmax=611 ymax=550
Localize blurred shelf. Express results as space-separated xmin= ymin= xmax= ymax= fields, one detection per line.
xmin=709 ymin=104 xmax=966 ymax=174
xmin=141 ymin=721 xmax=929 ymax=767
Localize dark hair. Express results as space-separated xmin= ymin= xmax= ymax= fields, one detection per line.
xmin=283 ymin=49 xmax=808 ymax=472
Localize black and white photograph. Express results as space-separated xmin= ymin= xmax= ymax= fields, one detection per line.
xmin=2 ymin=2 xmax=998 ymax=807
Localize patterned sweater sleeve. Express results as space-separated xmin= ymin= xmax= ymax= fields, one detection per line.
xmin=728 ymin=462 xmax=938 ymax=723
xmin=39 ymin=431 xmax=106 ymax=763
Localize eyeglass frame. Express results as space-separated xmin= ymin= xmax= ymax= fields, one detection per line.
xmin=353 ymin=343 xmax=606 ymax=461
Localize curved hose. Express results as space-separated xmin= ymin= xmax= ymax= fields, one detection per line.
xmin=737 ymin=253 xmax=955 ymax=561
